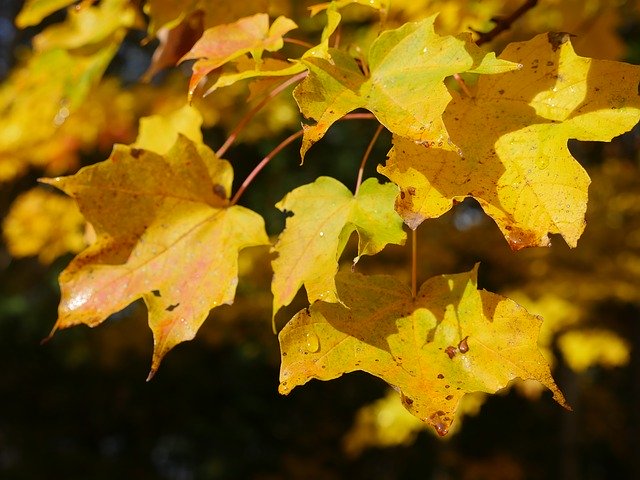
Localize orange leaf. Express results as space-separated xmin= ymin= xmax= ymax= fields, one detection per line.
xmin=41 ymin=135 xmax=269 ymax=377
xmin=180 ymin=13 xmax=297 ymax=98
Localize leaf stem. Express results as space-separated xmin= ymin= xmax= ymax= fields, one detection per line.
xmin=355 ymin=124 xmax=383 ymax=194
xmin=453 ymin=73 xmax=473 ymax=98
xmin=230 ymin=129 xmax=304 ymax=205
xmin=284 ymin=37 xmax=315 ymax=49
xmin=411 ymin=228 xmax=417 ymax=299
xmin=216 ymin=71 xmax=308 ymax=158
xmin=342 ymin=112 xmax=377 ymax=121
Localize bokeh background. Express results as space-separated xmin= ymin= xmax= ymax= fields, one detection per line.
xmin=1 ymin=1 xmax=640 ymax=478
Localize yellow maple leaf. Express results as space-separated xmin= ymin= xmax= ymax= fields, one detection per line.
xmin=279 ymin=266 xmax=568 ymax=436
xmin=271 ymin=176 xmax=406 ymax=317
xmin=380 ymin=33 xmax=640 ymax=249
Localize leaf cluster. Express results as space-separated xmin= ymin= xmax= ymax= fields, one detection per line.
xmin=3 ymin=0 xmax=640 ymax=438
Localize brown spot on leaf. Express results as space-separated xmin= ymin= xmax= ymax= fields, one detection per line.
xmin=151 ymin=290 xmax=161 ymax=297
xmin=401 ymin=394 xmax=414 ymax=406
xmin=446 ymin=395 xmax=454 ymax=400
xmin=445 ymin=346 xmax=457 ymax=359
xmin=407 ymin=186 xmax=416 ymax=195
xmin=437 ymin=373 xmax=445 ymax=379
xmin=166 ymin=303 xmax=180 ymax=312
xmin=429 ymin=412 xmax=449 ymax=436
xmin=130 ymin=148 xmax=143 ymax=158
xmin=547 ymin=32 xmax=573 ymax=51
xmin=212 ymin=184 xmax=226 ymax=199
xmin=458 ymin=336 xmax=469 ymax=353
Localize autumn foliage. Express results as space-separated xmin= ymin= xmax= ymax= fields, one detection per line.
xmin=3 ymin=0 xmax=640 ymax=441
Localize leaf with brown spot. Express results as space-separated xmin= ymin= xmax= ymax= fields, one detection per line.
xmin=41 ymin=135 xmax=269 ymax=378
xmin=379 ymin=33 xmax=640 ymax=249
xmin=278 ymin=266 xmax=568 ymax=436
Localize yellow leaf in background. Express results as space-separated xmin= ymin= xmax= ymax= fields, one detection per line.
xmin=558 ymin=329 xmax=630 ymax=373
xmin=279 ymin=266 xmax=568 ymax=436
xmin=2 ymin=188 xmax=86 ymax=264
xmin=15 ymin=0 xmax=76 ymax=28
xmin=343 ymin=388 xmax=486 ymax=456
xmin=506 ymin=292 xmax=581 ymax=367
xmin=134 ymin=105 xmax=204 ymax=154
xmin=32 ymin=0 xmax=139 ymax=52
xmin=380 ymin=33 xmax=640 ymax=249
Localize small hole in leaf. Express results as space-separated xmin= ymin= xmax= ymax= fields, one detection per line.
xmin=151 ymin=290 xmax=161 ymax=297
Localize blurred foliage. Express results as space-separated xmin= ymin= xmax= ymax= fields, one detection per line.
xmin=1 ymin=0 xmax=640 ymax=478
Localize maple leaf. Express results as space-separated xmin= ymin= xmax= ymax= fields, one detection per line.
xmin=278 ymin=266 xmax=568 ymax=436
xmin=180 ymin=13 xmax=298 ymax=99
xmin=271 ymin=176 xmax=406 ymax=316
xmin=41 ymin=135 xmax=269 ymax=378
xmin=380 ymin=33 xmax=640 ymax=249
xmin=293 ymin=15 xmax=519 ymax=159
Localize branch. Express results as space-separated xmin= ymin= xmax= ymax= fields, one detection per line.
xmin=474 ymin=0 xmax=538 ymax=46
xmin=355 ymin=124 xmax=384 ymax=194
xmin=216 ymin=71 xmax=308 ymax=158
xmin=230 ymin=129 xmax=304 ymax=205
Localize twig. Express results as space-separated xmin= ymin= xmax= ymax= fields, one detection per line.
xmin=284 ymin=37 xmax=314 ymax=49
xmin=341 ymin=112 xmax=377 ymax=121
xmin=216 ymin=71 xmax=308 ymax=158
xmin=453 ymin=73 xmax=473 ymax=97
xmin=474 ymin=0 xmax=538 ymax=46
xmin=230 ymin=129 xmax=304 ymax=205
xmin=411 ymin=228 xmax=417 ymax=299
xmin=355 ymin=124 xmax=383 ymax=194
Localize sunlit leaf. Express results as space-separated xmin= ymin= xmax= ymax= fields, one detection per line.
xmin=181 ymin=13 xmax=298 ymax=99
xmin=271 ymin=176 xmax=406 ymax=315
xmin=380 ymin=33 xmax=640 ymax=249
xmin=294 ymin=15 xmax=518 ymax=159
xmin=41 ymin=135 xmax=269 ymax=377
xmin=279 ymin=266 xmax=568 ymax=435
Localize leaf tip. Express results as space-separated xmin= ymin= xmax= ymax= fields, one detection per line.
xmin=146 ymin=365 xmax=158 ymax=382
xmin=278 ymin=381 xmax=291 ymax=395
